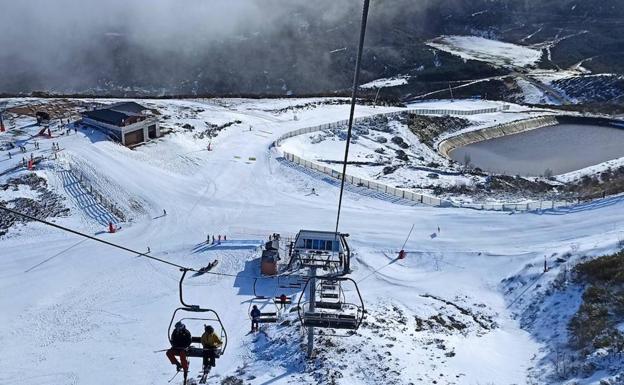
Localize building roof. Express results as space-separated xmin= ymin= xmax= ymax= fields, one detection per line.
xmin=296 ymin=230 xmax=345 ymax=240
xmin=82 ymin=102 xmax=150 ymax=126
xmin=108 ymin=102 xmax=148 ymax=115
xmin=82 ymin=109 xmax=130 ymax=126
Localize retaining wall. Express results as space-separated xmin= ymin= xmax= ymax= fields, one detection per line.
xmin=437 ymin=116 xmax=559 ymax=158
xmin=437 ymin=115 xmax=624 ymax=158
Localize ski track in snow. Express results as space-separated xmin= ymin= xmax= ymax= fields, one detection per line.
xmin=1 ymin=97 xmax=624 ymax=385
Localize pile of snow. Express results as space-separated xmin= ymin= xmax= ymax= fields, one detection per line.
xmin=516 ymin=78 xmax=557 ymax=104
xmin=427 ymin=35 xmax=543 ymax=68
xmin=360 ymin=75 xmax=410 ymax=89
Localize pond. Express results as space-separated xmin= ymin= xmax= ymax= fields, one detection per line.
xmin=449 ymin=124 xmax=624 ymax=176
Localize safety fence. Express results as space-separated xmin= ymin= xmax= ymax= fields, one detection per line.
xmin=454 ymin=200 xmax=573 ymax=212
xmin=283 ymin=150 xmax=582 ymax=211
xmin=282 ymin=152 xmax=450 ymax=207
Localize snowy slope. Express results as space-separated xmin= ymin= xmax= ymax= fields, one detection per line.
xmin=360 ymin=76 xmax=410 ymax=89
xmin=427 ymin=36 xmax=543 ymax=68
xmin=2 ymin=97 xmax=624 ymax=385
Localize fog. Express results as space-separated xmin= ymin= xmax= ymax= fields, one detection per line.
xmin=0 ymin=0 xmax=490 ymax=95
xmin=0 ymin=1 xmax=359 ymax=93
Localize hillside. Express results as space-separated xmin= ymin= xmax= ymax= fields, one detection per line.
xmin=1 ymin=0 xmax=623 ymax=99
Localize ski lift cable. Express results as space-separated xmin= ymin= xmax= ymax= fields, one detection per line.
xmin=0 ymin=205 xmax=194 ymax=271
xmin=333 ymin=0 xmax=370 ymax=238
xmin=0 ymin=206 xmax=291 ymax=279
xmin=0 ymin=205 xmax=320 ymax=280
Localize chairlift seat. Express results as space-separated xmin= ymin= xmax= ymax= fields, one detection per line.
xmin=185 ymin=347 xmax=222 ymax=358
xmin=315 ymin=301 xmax=343 ymax=310
xmin=258 ymin=312 xmax=278 ymax=323
xmin=274 ymin=297 xmax=292 ymax=304
xmin=303 ymin=312 xmax=358 ymax=330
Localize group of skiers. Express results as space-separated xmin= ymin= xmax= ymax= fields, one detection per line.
xmin=206 ymin=234 xmax=226 ymax=244
xmin=6 ymin=139 xmax=61 ymax=161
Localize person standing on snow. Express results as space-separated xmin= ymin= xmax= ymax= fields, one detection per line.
xmin=166 ymin=322 xmax=192 ymax=372
xmin=201 ymin=325 xmax=222 ymax=370
xmin=250 ymin=305 xmax=261 ymax=332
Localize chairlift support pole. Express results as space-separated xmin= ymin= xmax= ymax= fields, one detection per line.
xmin=178 ymin=268 xmax=198 ymax=309
xmin=307 ymin=266 xmax=317 ymax=358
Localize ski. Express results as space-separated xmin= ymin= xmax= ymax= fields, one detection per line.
xmin=192 ymin=260 xmax=219 ymax=277
xmin=167 ymin=370 xmax=180 ymax=383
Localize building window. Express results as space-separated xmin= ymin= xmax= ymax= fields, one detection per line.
xmin=325 ymin=241 xmax=333 ymax=251
xmin=304 ymin=239 xmax=313 ymax=249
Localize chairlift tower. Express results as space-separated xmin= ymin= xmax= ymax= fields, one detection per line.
xmin=300 ymin=0 xmax=370 ymax=358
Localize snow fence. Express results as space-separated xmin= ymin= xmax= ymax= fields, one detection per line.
xmin=281 ymin=151 xmax=450 ymax=207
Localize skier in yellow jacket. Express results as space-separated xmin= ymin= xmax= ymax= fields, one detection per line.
xmin=201 ymin=325 xmax=223 ymax=370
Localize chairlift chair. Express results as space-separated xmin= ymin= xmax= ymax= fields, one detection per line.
xmin=315 ymin=279 xmax=345 ymax=310
xmin=298 ymin=276 xmax=365 ymax=331
xmin=167 ymin=310 xmax=228 ymax=357
xmin=166 ymin=269 xmax=228 ymax=385
xmin=248 ymin=297 xmax=279 ymax=324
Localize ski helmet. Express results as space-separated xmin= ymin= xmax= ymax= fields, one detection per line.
xmin=205 ymin=325 xmax=214 ymax=334
xmin=175 ymin=321 xmax=185 ymax=330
